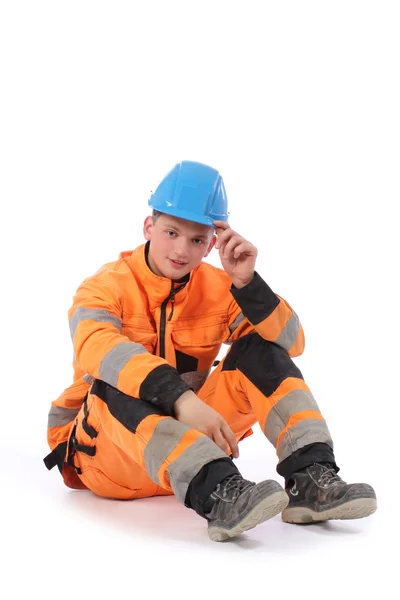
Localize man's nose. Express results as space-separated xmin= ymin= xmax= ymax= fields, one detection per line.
xmin=174 ymin=237 xmax=190 ymax=256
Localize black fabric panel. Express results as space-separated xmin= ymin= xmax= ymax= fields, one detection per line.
xmin=185 ymin=458 xmax=240 ymax=518
xmin=277 ymin=443 xmax=338 ymax=483
xmin=92 ymin=379 xmax=166 ymax=434
xmin=230 ymin=271 xmax=280 ymax=326
xmin=43 ymin=441 xmax=67 ymax=473
xmin=175 ymin=349 xmax=199 ymax=375
xmin=222 ymin=333 xmax=303 ymax=397
xmin=81 ymin=416 xmax=98 ymax=439
xmin=72 ymin=439 xmax=96 ymax=457
xmin=82 ymin=396 xmax=98 ymax=439
xmin=139 ymin=364 xmax=191 ymax=416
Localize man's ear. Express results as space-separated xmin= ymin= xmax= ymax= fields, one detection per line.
xmin=204 ymin=234 xmax=217 ymax=257
xmin=143 ymin=216 xmax=153 ymax=241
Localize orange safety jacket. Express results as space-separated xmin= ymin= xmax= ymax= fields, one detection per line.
xmin=45 ymin=242 xmax=305 ymax=488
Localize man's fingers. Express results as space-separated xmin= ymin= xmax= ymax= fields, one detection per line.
xmin=217 ymin=239 xmax=229 ymax=256
xmin=232 ymin=241 xmax=255 ymax=259
xmin=214 ymin=226 xmax=236 ymax=249
xmin=213 ymin=220 xmax=230 ymax=230
xmin=215 ymin=231 xmax=231 ymax=250
xmin=221 ymin=422 xmax=239 ymax=459
xmin=213 ymin=430 xmax=229 ymax=454
xmin=223 ymin=236 xmax=244 ymax=259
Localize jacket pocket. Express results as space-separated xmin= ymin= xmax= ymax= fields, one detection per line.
xmin=172 ymin=316 xmax=230 ymax=351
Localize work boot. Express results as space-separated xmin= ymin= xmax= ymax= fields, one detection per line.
xmin=205 ymin=474 xmax=289 ymax=542
xmin=281 ymin=463 xmax=377 ymax=524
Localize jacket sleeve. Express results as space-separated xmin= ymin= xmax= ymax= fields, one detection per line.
xmin=225 ymin=271 xmax=305 ymax=357
xmin=69 ymin=271 xmax=190 ymax=416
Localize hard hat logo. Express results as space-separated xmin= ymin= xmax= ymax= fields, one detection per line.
xmin=148 ymin=160 xmax=229 ymax=226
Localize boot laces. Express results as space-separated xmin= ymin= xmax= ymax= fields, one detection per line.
xmin=317 ymin=464 xmax=343 ymax=487
xmin=212 ymin=475 xmax=254 ymax=503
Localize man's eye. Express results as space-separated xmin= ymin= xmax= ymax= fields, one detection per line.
xmin=166 ymin=231 xmax=176 ymax=237
xmin=193 ymin=239 xmax=203 ymax=245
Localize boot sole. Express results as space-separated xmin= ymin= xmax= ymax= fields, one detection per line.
xmin=281 ymin=497 xmax=377 ymax=524
xmin=208 ymin=490 xmax=289 ymax=542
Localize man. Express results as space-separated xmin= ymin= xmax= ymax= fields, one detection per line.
xmin=44 ymin=160 xmax=377 ymax=542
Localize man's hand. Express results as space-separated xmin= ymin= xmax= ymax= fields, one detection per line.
xmin=213 ymin=220 xmax=258 ymax=289
xmin=174 ymin=390 xmax=239 ymax=458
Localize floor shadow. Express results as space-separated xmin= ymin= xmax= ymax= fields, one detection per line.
xmin=65 ymin=489 xmax=217 ymax=547
xmin=282 ymin=519 xmax=365 ymax=535
xmin=62 ymin=488 xmax=370 ymax=551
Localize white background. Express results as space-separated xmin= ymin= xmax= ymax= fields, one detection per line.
xmin=1 ymin=1 xmax=398 ymax=598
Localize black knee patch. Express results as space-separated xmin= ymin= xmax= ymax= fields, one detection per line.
xmin=222 ymin=333 xmax=303 ymax=397
xmin=92 ymin=379 xmax=166 ymax=434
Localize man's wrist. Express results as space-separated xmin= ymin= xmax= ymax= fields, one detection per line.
xmin=231 ymin=273 xmax=255 ymax=289
xmin=174 ymin=389 xmax=195 ymax=416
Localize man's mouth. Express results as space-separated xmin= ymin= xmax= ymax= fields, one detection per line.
xmin=169 ymin=259 xmax=188 ymax=268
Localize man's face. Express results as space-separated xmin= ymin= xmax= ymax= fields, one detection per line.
xmin=143 ymin=213 xmax=216 ymax=279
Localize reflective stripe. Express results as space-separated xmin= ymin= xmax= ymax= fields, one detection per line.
xmin=83 ymin=373 xmax=94 ymax=385
xmin=168 ymin=436 xmax=227 ymax=504
xmin=274 ymin=311 xmax=300 ymax=351
xmin=69 ymin=308 xmax=122 ymax=340
xmin=98 ymin=341 xmax=148 ymax=387
xmin=48 ymin=405 xmax=80 ymax=428
xmin=228 ymin=312 xmax=245 ymax=336
xmin=277 ymin=418 xmax=333 ymax=462
xmin=144 ymin=418 xmax=190 ymax=485
xmin=264 ymin=389 xmax=319 ymax=446
xmin=180 ymin=369 xmax=210 ymax=392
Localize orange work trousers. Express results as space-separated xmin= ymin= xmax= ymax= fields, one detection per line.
xmin=70 ymin=335 xmax=333 ymax=505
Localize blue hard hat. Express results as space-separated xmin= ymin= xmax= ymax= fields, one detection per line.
xmin=148 ymin=160 xmax=229 ymax=226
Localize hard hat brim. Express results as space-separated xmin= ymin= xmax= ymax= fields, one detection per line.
xmin=149 ymin=204 xmax=228 ymax=227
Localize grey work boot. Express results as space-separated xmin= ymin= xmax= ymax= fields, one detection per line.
xmin=205 ymin=474 xmax=289 ymax=542
xmin=281 ymin=463 xmax=377 ymax=524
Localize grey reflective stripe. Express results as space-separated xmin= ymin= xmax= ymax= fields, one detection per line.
xmin=48 ymin=405 xmax=80 ymax=428
xmin=274 ymin=311 xmax=300 ymax=351
xmin=83 ymin=373 xmax=94 ymax=385
xmin=144 ymin=418 xmax=190 ymax=485
xmin=264 ymin=389 xmax=320 ymax=447
xmin=69 ymin=308 xmax=122 ymax=340
xmin=277 ymin=419 xmax=333 ymax=463
xmin=180 ymin=369 xmax=210 ymax=392
xmin=228 ymin=312 xmax=245 ymax=337
xmin=99 ymin=341 xmax=148 ymax=387
xmin=168 ymin=436 xmax=227 ymax=504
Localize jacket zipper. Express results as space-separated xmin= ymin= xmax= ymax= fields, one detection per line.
xmin=159 ymin=295 xmax=170 ymax=359
xmin=168 ymin=294 xmax=176 ymax=322
xmin=159 ymin=281 xmax=186 ymax=359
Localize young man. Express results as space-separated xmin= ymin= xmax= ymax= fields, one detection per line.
xmin=44 ymin=160 xmax=377 ymax=542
